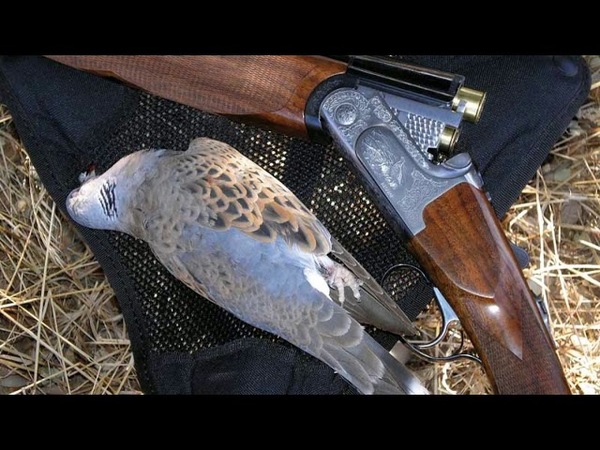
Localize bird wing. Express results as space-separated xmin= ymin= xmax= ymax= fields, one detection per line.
xmin=153 ymin=137 xmax=416 ymax=336
xmin=329 ymin=237 xmax=418 ymax=336
xmin=153 ymin=221 xmax=428 ymax=395
xmin=137 ymin=138 xmax=427 ymax=394
xmin=181 ymin=137 xmax=332 ymax=255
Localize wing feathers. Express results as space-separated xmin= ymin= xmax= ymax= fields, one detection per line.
xmin=329 ymin=238 xmax=418 ymax=336
xmin=182 ymin=137 xmax=331 ymax=255
xmin=315 ymin=306 xmax=427 ymax=395
xmin=139 ymin=138 xmax=426 ymax=394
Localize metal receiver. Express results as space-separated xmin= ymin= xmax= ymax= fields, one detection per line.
xmin=319 ymin=85 xmax=484 ymax=237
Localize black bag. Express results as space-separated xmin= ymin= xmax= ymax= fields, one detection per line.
xmin=0 ymin=55 xmax=589 ymax=394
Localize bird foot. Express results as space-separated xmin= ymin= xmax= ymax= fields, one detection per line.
xmin=323 ymin=263 xmax=363 ymax=306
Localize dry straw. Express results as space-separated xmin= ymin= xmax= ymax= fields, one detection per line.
xmin=0 ymin=105 xmax=139 ymax=394
xmin=1 ymin=57 xmax=598 ymax=394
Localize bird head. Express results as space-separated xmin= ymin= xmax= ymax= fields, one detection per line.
xmin=66 ymin=149 xmax=166 ymax=232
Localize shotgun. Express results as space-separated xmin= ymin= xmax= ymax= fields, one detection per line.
xmin=46 ymin=55 xmax=571 ymax=394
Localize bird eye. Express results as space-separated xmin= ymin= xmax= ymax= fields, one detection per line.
xmin=98 ymin=180 xmax=118 ymax=219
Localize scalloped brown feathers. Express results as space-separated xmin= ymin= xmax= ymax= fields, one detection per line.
xmin=178 ymin=137 xmax=332 ymax=255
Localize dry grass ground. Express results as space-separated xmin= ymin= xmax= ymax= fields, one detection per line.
xmin=0 ymin=57 xmax=598 ymax=395
xmin=0 ymin=108 xmax=141 ymax=394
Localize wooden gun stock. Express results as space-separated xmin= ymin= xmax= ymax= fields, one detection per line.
xmin=46 ymin=55 xmax=346 ymax=138
xmin=408 ymin=183 xmax=570 ymax=394
xmin=45 ymin=55 xmax=571 ymax=394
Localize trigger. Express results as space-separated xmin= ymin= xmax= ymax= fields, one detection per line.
xmin=403 ymin=276 xmax=481 ymax=364
xmin=382 ymin=262 xmax=481 ymax=364
xmin=415 ymin=287 xmax=460 ymax=349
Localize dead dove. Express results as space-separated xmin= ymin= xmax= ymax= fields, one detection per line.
xmin=66 ymin=137 xmax=428 ymax=395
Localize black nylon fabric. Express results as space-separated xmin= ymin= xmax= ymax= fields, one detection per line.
xmin=149 ymin=338 xmax=348 ymax=394
xmin=0 ymin=55 xmax=590 ymax=395
xmin=397 ymin=55 xmax=588 ymax=217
